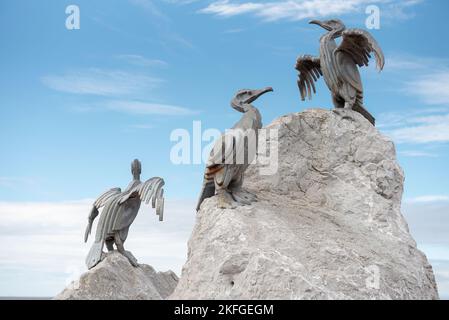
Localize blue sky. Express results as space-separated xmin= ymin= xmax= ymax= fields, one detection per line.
xmin=1 ymin=0 xmax=449 ymax=298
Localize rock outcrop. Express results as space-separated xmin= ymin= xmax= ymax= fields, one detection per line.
xmin=171 ymin=108 xmax=439 ymax=300
xmin=55 ymin=252 xmax=178 ymax=300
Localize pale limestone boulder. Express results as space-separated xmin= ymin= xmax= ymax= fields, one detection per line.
xmin=171 ymin=109 xmax=439 ymax=300
xmin=55 ymin=251 xmax=178 ymax=300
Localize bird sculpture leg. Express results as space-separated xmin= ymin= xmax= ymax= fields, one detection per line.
xmin=230 ymin=173 xmax=257 ymax=205
xmin=216 ymin=188 xmax=237 ymax=209
xmin=344 ymin=101 xmax=354 ymax=110
xmin=114 ymin=231 xmax=138 ymax=267
xmin=105 ymin=238 xmax=115 ymax=252
xmin=342 ymin=85 xmax=358 ymax=110
xmin=214 ymin=168 xmax=237 ymax=209
xmin=332 ymin=94 xmax=345 ymax=109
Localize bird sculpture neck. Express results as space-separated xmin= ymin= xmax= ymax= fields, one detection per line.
xmin=241 ymin=103 xmax=256 ymax=113
xmin=240 ymin=104 xmax=262 ymax=129
xmin=125 ymin=179 xmax=141 ymax=192
xmin=322 ymin=28 xmax=344 ymax=41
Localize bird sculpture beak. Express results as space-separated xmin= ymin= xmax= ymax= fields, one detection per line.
xmin=309 ymin=19 xmax=332 ymax=31
xmin=245 ymin=87 xmax=273 ymax=104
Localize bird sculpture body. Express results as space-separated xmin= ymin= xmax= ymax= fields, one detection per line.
xmin=196 ymin=87 xmax=273 ymax=211
xmin=296 ymin=19 xmax=385 ymax=125
xmin=84 ymin=159 xmax=165 ymax=269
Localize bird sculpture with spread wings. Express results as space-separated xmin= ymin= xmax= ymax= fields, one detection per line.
xmin=84 ymin=159 xmax=164 ymax=269
xmin=295 ymin=19 xmax=385 ymax=125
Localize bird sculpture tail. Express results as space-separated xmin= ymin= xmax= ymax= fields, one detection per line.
xmin=196 ymin=181 xmax=215 ymax=212
xmin=352 ymin=104 xmax=375 ymax=126
xmin=85 ymin=241 xmax=104 ymax=269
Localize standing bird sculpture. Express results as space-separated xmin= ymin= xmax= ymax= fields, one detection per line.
xmin=295 ymin=19 xmax=385 ymax=125
xmin=84 ymin=159 xmax=165 ymax=269
xmin=196 ymin=87 xmax=273 ymax=211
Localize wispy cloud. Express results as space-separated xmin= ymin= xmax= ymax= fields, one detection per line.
xmin=129 ymin=0 xmax=170 ymax=21
xmin=116 ymin=54 xmax=168 ymax=67
xmin=41 ymin=68 xmax=198 ymax=117
xmin=41 ymin=69 xmax=163 ymax=97
xmin=223 ymin=28 xmax=245 ymax=34
xmin=128 ymin=124 xmax=155 ymax=129
xmin=386 ymin=55 xmax=449 ymax=105
xmin=128 ymin=0 xmax=196 ymax=50
xmin=386 ymin=113 xmax=449 ymax=144
xmin=387 ymin=54 xmax=447 ymax=71
xmin=0 ymin=177 xmax=37 ymax=189
xmin=377 ymin=54 xmax=449 ymax=145
xmin=405 ymin=71 xmax=449 ymax=106
xmin=199 ymin=0 xmax=422 ymax=22
xmin=163 ymin=0 xmax=201 ymax=4
xmin=405 ymin=195 xmax=449 ymax=204
xmin=105 ymin=100 xmax=198 ymax=116
xmin=399 ymin=150 xmax=437 ymax=158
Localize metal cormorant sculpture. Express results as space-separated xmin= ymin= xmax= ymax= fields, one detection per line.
xmin=84 ymin=159 xmax=165 ymax=269
xmin=196 ymin=87 xmax=273 ymax=211
xmin=295 ymin=19 xmax=385 ymax=125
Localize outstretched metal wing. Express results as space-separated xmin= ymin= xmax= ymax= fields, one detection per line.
xmin=119 ymin=177 xmax=165 ymax=221
xmin=295 ymin=55 xmax=322 ymax=101
xmin=336 ymin=29 xmax=385 ymax=70
xmin=84 ymin=187 xmax=122 ymax=242
xmin=335 ymin=29 xmax=385 ymax=92
xmin=93 ymin=187 xmax=122 ymax=208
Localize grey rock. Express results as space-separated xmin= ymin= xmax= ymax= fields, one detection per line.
xmin=171 ymin=109 xmax=439 ymax=300
xmin=55 ymin=251 xmax=178 ymax=300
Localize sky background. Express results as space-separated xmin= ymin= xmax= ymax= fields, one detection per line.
xmin=0 ymin=0 xmax=448 ymax=298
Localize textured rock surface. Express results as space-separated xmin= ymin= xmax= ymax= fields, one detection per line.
xmin=55 ymin=252 xmax=178 ymax=300
xmin=171 ymin=108 xmax=439 ymax=300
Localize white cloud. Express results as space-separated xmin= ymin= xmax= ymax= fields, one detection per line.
xmin=199 ymin=0 xmax=422 ymax=22
xmin=377 ymin=55 xmax=449 ymax=145
xmin=105 ymin=100 xmax=198 ymax=116
xmin=387 ymin=113 xmax=449 ymax=144
xmin=405 ymin=195 xmax=449 ymax=204
xmin=386 ymin=55 xmax=447 ymax=71
xmin=0 ymin=177 xmax=37 ymax=189
xmin=41 ymin=69 xmax=163 ymax=96
xmin=164 ymin=0 xmax=201 ymax=4
xmin=379 ymin=106 xmax=449 ymax=144
xmin=405 ymin=71 xmax=449 ymax=105
xmin=116 ymin=54 xmax=168 ymax=67
xmin=129 ymin=0 xmax=169 ymax=21
xmin=128 ymin=124 xmax=155 ymax=129
xmin=402 ymin=199 xmax=449 ymax=298
xmin=0 ymin=198 xmax=196 ymax=297
xmin=399 ymin=151 xmax=437 ymax=158
xmin=385 ymin=55 xmax=449 ymax=106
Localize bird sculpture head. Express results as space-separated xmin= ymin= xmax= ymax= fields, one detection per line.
xmin=231 ymin=87 xmax=273 ymax=113
xmin=309 ymin=19 xmax=346 ymax=34
xmin=131 ymin=159 xmax=142 ymax=181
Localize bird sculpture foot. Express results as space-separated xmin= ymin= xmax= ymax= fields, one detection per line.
xmin=344 ymin=102 xmax=353 ymax=110
xmin=217 ymin=190 xmax=237 ymax=209
xmin=232 ymin=189 xmax=257 ymax=205
xmin=123 ymin=250 xmax=139 ymax=267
